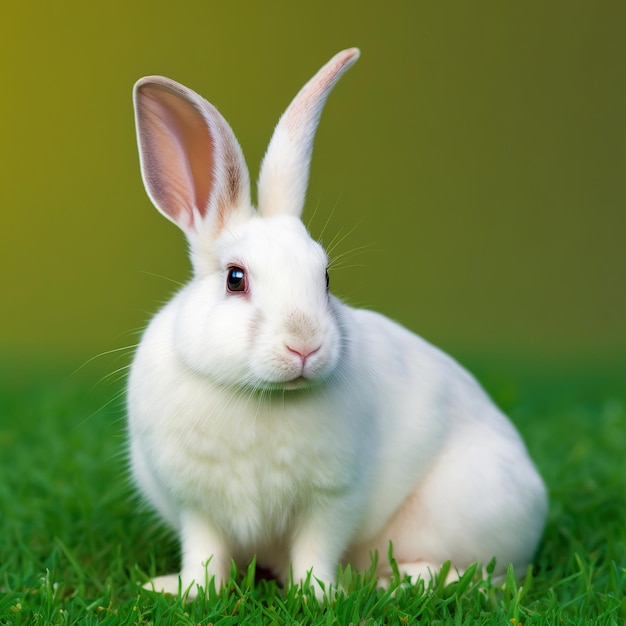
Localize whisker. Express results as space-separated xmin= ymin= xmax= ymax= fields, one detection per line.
xmin=324 ymin=216 xmax=363 ymax=258
xmin=306 ymin=196 xmax=322 ymax=228
xmin=329 ymin=244 xmax=376 ymax=271
xmin=140 ymin=270 xmax=186 ymax=289
xmin=317 ymin=194 xmax=342 ymax=244
xmin=93 ymin=363 xmax=132 ymax=389
xmin=72 ymin=387 xmax=127 ymax=431
xmin=67 ymin=344 xmax=138 ymax=380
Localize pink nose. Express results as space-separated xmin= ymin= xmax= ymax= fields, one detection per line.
xmin=286 ymin=344 xmax=321 ymax=364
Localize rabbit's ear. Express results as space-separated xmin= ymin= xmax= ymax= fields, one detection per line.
xmin=257 ymin=48 xmax=360 ymax=219
xmin=133 ymin=77 xmax=251 ymax=236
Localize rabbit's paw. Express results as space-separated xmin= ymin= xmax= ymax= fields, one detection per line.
xmin=143 ymin=574 xmax=183 ymax=596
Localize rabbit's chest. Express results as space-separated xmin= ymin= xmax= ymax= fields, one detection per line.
xmin=153 ymin=396 xmax=353 ymax=544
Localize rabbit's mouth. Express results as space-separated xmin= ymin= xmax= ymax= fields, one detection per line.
xmin=239 ymin=374 xmax=322 ymax=394
xmin=281 ymin=373 xmax=331 ymax=391
xmin=283 ymin=375 xmax=311 ymax=390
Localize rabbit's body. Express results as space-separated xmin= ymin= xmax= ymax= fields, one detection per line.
xmin=128 ymin=49 xmax=547 ymax=597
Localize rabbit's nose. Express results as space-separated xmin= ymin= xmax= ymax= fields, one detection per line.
xmin=286 ymin=343 xmax=321 ymax=365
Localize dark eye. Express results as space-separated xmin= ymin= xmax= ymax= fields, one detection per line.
xmin=226 ymin=266 xmax=247 ymax=293
xmin=325 ymin=269 xmax=330 ymax=291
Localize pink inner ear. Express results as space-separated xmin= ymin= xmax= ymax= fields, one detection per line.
xmin=137 ymin=84 xmax=215 ymax=228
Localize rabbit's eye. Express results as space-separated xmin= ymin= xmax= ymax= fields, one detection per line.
xmin=325 ymin=269 xmax=330 ymax=291
xmin=226 ymin=266 xmax=247 ymax=293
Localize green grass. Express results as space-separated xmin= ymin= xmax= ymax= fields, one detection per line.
xmin=1 ymin=356 xmax=625 ymax=625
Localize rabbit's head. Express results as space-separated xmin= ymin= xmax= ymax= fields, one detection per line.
xmin=133 ymin=49 xmax=359 ymax=391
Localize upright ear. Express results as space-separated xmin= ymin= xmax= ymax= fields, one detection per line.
xmin=257 ymin=48 xmax=360 ymax=219
xmin=133 ymin=77 xmax=252 ymax=237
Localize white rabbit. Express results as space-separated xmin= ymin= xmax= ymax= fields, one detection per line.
xmin=128 ymin=48 xmax=547 ymax=598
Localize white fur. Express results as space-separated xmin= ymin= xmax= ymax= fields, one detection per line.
xmin=129 ymin=48 xmax=547 ymax=598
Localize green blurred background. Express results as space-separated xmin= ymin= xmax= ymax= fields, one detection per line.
xmin=2 ymin=1 xmax=625 ymax=372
